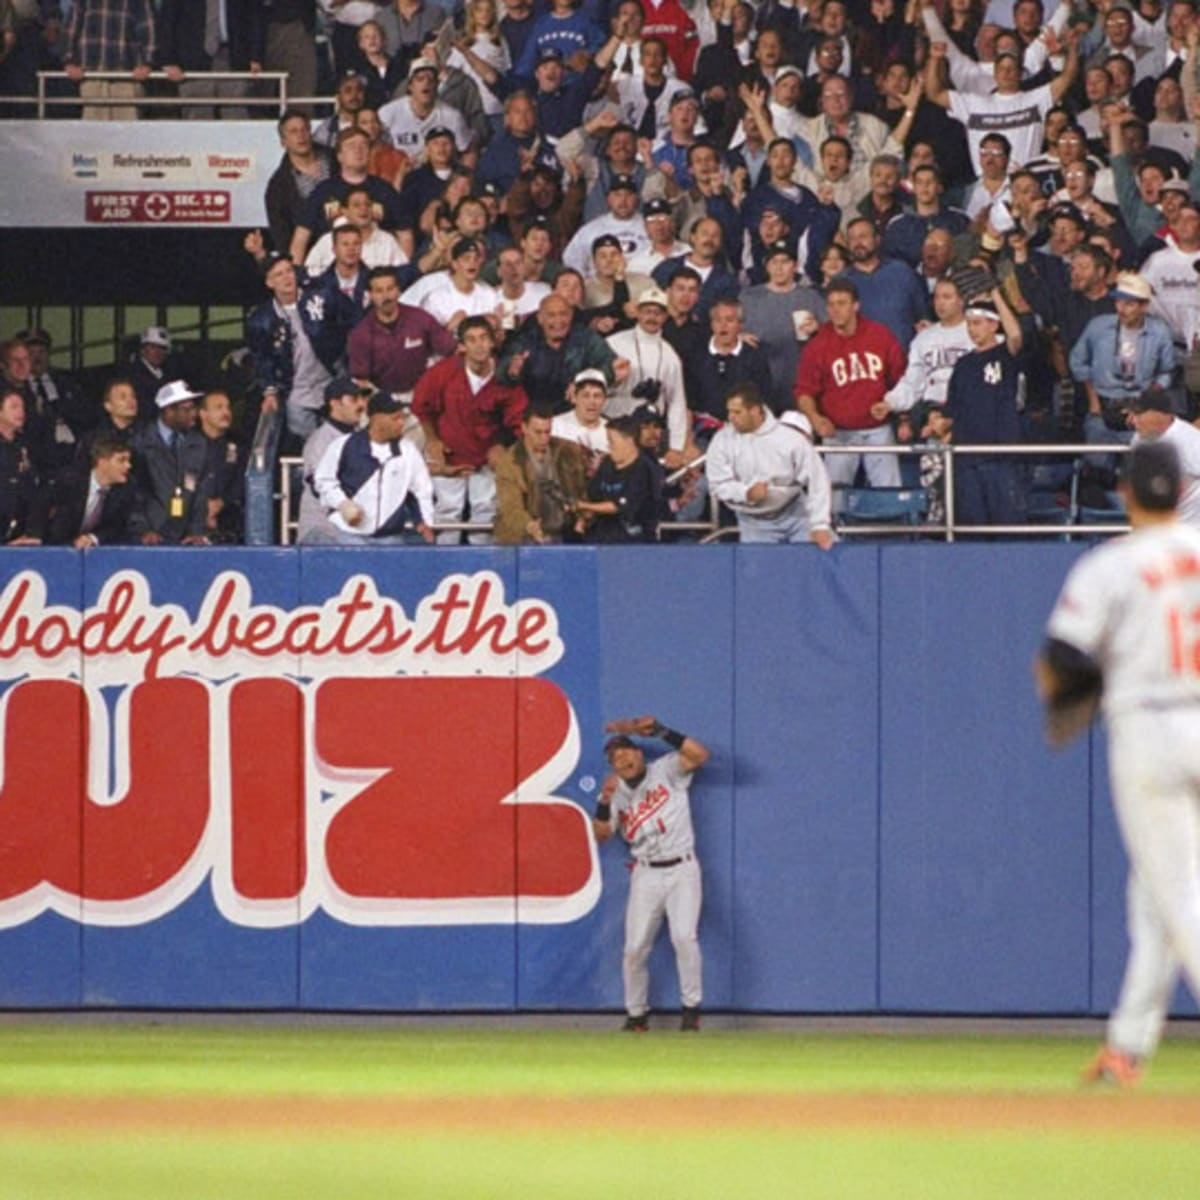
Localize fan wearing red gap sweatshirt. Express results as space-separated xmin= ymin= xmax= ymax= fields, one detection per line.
xmin=794 ymin=277 xmax=907 ymax=488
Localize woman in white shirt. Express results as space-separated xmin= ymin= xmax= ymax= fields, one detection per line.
xmin=449 ymin=0 xmax=512 ymax=128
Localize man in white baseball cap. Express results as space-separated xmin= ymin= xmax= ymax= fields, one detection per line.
xmin=1070 ymin=271 xmax=1178 ymax=462
xmin=129 ymin=325 xmax=175 ymax=422
xmin=605 ymin=287 xmax=691 ymax=465
xmin=128 ymin=380 xmax=213 ymax=545
xmin=552 ymin=369 xmax=611 ymax=467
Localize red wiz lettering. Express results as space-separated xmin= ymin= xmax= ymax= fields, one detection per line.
xmin=0 ymin=570 xmax=599 ymax=929
xmin=620 ymin=784 xmax=671 ymax=839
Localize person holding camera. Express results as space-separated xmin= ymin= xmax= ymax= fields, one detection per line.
xmin=604 ymin=288 xmax=691 ymax=468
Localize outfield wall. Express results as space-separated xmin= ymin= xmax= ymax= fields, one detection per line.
xmin=0 ymin=545 xmax=1188 ymax=1018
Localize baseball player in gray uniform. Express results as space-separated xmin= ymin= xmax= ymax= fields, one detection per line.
xmin=1037 ymin=441 xmax=1200 ymax=1086
xmin=594 ymin=715 xmax=710 ymax=1032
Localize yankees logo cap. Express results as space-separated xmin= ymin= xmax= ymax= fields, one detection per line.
xmin=141 ymin=325 xmax=171 ymax=348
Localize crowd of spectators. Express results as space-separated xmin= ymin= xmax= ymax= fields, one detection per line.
xmin=6 ymin=0 xmax=1200 ymax=543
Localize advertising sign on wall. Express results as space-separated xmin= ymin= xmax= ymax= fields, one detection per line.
xmin=0 ymin=122 xmax=279 ymax=227
xmin=0 ymin=545 xmax=1177 ymax=1020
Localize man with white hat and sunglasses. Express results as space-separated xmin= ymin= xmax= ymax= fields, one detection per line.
xmin=128 ymin=380 xmax=213 ymax=545
xmin=604 ymin=287 xmax=690 ymax=467
xmin=1070 ymin=270 xmax=1179 ymax=453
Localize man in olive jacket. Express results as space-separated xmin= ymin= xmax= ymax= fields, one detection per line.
xmin=494 ymin=404 xmax=588 ymax=544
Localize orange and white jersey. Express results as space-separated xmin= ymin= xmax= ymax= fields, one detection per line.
xmin=1047 ymin=521 xmax=1200 ymax=718
xmin=611 ymin=752 xmax=696 ymax=862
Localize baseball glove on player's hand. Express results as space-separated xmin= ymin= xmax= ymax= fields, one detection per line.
xmin=1044 ymin=686 xmax=1101 ymax=749
xmin=604 ymin=715 xmax=659 ymax=736
xmin=1036 ymin=642 xmax=1103 ymax=749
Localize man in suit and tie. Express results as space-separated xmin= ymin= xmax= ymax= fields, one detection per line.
xmin=17 ymin=328 xmax=92 ymax=472
xmin=47 ymin=436 xmax=136 ymax=549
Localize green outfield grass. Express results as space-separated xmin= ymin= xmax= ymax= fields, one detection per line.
xmin=0 ymin=1023 xmax=1196 ymax=1200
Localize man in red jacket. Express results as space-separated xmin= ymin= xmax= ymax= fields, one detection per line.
xmin=413 ymin=316 xmax=530 ymax=544
xmin=640 ymin=0 xmax=699 ymax=81
xmin=794 ymin=278 xmax=907 ymax=488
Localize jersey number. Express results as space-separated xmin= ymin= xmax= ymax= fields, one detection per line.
xmin=1167 ymin=606 xmax=1200 ymax=675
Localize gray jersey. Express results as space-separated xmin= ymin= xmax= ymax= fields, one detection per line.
xmin=296 ymin=420 xmax=345 ymax=544
xmin=611 ymin=752 xmax=696 ymax=861
xmin=1047 ymin=520 xmax=1200 ymax=719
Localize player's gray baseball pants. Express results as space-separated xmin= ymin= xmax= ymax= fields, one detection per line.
xmin=1106 ymin=709 xmax=1200 ymax=1057
xmin=623 ymin=856 xmax=702 ymax=1016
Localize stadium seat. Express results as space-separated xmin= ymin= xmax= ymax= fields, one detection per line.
xmin=1077 ymin=489 xmax=1126 ymax=532
xmin=839 ymin=487 xmax=929 ymax=529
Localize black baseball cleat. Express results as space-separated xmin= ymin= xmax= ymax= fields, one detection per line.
xmin=622 ymin=1013 xmax=650 ymax=1032
xmin=680 ymin=1006 xmax=701 ymax=1032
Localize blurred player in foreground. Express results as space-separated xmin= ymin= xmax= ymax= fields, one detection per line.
xmin=594 ymin=715 xmax=710 ymax=1032
xmin=1036 ymin=441 xmax=1200 ymax=1086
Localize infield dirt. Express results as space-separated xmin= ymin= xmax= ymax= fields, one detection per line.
xmin=2 ymin=1090 xmax=1198 ymax=1137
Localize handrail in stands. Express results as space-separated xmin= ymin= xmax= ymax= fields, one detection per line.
xmin=29 ymin=70 xmax=292 ymax=117
xmin=244 ymin=407 xmax=284 ymax=546
xmin=266 ymin=441 xmax=1132 ymax=546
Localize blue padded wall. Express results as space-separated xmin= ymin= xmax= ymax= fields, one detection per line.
xmin=730 ymin=547 xmax=879 ymax=1011
xmin=877 ymin=545 xmax=1092 ymax=1013
xmin=0 ymin=544 xmax=1180 ymax=1015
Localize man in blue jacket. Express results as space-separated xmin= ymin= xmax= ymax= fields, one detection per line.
xmin=1070 ymin=271 xmax=1180 ymax=450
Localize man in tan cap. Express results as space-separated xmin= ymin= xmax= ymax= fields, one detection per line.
xmin=604 ymin=287 xmax=690 ymax=466
xmin=1070 ymin=271 xmax=1179 ymax=455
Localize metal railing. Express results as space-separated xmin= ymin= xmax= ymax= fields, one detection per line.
xmin=276 ymin=454 xmax=724 ymax=545
xmin=821 ymin=442 xmax=1131 ymax=541
xmin=272 ymin=441 xmax=1131 ymax=546
xmin=24 ymin=70 xmax=293 ymax=118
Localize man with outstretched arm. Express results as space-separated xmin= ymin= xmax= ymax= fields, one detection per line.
xmin=593 ymin=715 xmax=710 ymax=1032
